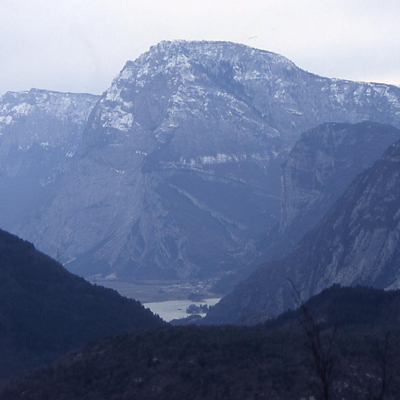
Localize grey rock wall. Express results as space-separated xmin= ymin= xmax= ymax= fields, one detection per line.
xmin=8 ymin=41 xmax=400 ymax=280
xmin=278 ymin=121 xmax=400 ymax=250
xmin=206 ymin=137 xmax=400 ymax=323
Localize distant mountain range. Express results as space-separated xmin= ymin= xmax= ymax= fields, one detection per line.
xmin=205 ymin=134 xmax=400 ymax=323
xmin=0 ymin=89 xmax=99 ymax=231
xmin=0 ymin=228 xmax=164 ymax=379
xmin=2 ymin=41 xmax=400 ymax=281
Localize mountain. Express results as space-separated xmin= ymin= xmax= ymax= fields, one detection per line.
xmin=205 ymin=136 xmax=400 ymax=323
xmin=0 ymin=89 xmax=99 ymax=231
xmin=0 ymin=229 xmax=164 ymax=379
xmin=11 ymin=40 xmax=400 ymax=280
xmin=270 ymin=121 xmax=400 ymax=260
xmin=211 ymin=122 xmax=400 ymax=295
xmin=3 ymin=285 xmax=400 ymax=400
xmin=280 ymin=122 xmax=400 ymax=237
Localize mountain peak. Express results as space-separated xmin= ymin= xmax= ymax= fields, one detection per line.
xmin=119 ymin=40 xmax=298 ymax=82
xmin=8 ymin=42 xmax=400 ymax=282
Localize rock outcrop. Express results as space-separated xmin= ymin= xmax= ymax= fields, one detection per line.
xmin=206 ymin=137 xmax=400 ymax=323
xmin=212 ymin=122 xmax=400 ymax=295
xmin=9 ymin=41 xmax=400 ymax=280
xmin=276 ymin=121 xmax=400 ymax=255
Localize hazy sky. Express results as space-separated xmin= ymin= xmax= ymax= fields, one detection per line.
xmin=1 ymin=0 xmax=399 ymax=96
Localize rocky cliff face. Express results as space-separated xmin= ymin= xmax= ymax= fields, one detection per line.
xmin=277 ymin=122 xmax=400 ymax=252
xmin=206 ymin=137 xmax=400 ymax=323
xmin=10 ymin=41 xmax=400 ymax=280
xmin=211 ymin=122 xmax=400 ymax=295
xmin=0 ymin=89 xmax=99 ymax=230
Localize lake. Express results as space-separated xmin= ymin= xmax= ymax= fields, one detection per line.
xmin=144 ymin=298 xmax=221 ymax=322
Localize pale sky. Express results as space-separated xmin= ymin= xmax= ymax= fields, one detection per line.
xmin=1 ymin=0 xmax=399 ymax=96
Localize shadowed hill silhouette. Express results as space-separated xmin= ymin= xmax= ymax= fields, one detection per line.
xmin=0 ymin=229 xmax=165 ymax=379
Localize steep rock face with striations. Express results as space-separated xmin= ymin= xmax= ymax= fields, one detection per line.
xmin=205 ymin=138 xmax=400 ymax=324
xmin=13 ymin=41 xmax=400 ymax=280
xmin=276 ymin=121 xmax=400 ymax=255
xmin=0 ymin=89 xmax=99 ymax=231
xmin=211 ymin=122 xmax=400 ymax=295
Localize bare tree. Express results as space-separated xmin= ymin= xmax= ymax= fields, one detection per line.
xmin=288 ymin=279 xmax=337 ymax=400
xmin=376 ymin=332 xmax=394 ymax=400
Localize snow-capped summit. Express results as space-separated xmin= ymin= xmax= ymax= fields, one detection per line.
xmin=8 ymin=41 xmax=400 ymax=280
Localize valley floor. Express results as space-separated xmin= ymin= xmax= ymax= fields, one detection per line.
xmin=97 ymin=279 xmax=220 ymax=303
xmin=97 ymin=279 xmax=222 ymax=321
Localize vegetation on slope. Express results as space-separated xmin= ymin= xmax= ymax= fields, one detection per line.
xmin=0 ymin=229 xmax=165 ymax=379
xmin=2 ymin=285 xmax=400 ymax=399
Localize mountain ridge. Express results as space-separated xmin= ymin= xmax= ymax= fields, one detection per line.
xmin=0 ymin=228 xmax=164 ymax=379
xmin=0 ymin=89 xmax=99 ymax=231
xmin=205 ymin=135 xmax=400 ymax=323
xmin=7 ymin=40 xmax=400 ymax=281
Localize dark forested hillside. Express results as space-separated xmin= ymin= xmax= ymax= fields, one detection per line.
xmin=2 ymin=285 xmax=400 ymax=400
xmin=0 ymin=229 xmax=164 ymax=379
